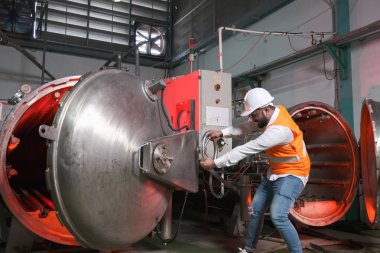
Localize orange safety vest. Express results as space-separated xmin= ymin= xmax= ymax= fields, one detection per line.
xmin=265 ymin=105 xmax=310 ymax=176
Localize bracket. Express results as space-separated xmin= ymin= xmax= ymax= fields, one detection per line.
xmin=139 ymin=130 xmax=199 ymax=192
xmin=323 ymin=44 xmax=348 ymax=80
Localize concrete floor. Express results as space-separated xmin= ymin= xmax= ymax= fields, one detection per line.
xmin=119 ymin=219 xmax=364 ymax=253
xmin=0 ymin=219 xmax=292 ymax=253
xmin=2 ymin=212 xmax=378 ymax=253
xmin=3 ymin=220 xmax=377 ymax=253
xmin=123 ymin=218 xmax=380 ymax=253
xmin=126 ymin=220 xmax=288 ymax=253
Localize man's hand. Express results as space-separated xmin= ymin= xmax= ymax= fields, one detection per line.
xmin=208 ymin=130 xmax=223 ymax=140
xmin=200 ymin=157 xmax=216 ymax=171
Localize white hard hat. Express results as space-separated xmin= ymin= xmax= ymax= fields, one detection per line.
xmin=241 ymin=88 xmax=274 ymax=116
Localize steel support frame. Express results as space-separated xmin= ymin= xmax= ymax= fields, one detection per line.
xmin=336 ymin=0 xmax=354 ymax=127
xmin=336 ymin=0 xmax=359 ymax=223
xmin=323 ymin=43 xmax=348 ymax=80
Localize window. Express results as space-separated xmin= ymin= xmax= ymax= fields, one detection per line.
xmin=34 ymin=0 xmax=169 ymax=55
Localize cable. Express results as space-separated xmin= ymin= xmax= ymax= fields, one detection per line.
xmin=323 ymin=0 xmax=334 ymax=10
xmin=176 ymin=109 xmax=189 ymax=130
xmin=224 ymin=34 xmax=264 ymax=72
xmin=287 ymin=35 xmax=298 ymax=52
xmin=228 ymin=162 xmax=251 ymax=183
xmin=322 ymin=50 xmax=336 ymax=80
xmin=288 ymin=8 xmax=331 ymax=33
xmin=234 ymin=33 xmax=261 ymax=41
xmin=159 ymin=90 xmax=189 ymax=132
xmin=155 ymin=191 xmax=189 ymax=244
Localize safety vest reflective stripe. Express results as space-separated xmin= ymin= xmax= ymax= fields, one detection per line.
xmin=265 ymin=105 xmax=311 ymax=176
xmin=267 ymin=155 xmax=300 ymax=164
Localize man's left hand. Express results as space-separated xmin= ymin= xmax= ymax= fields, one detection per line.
xmin=200 ymin=157 xmax=216 ymax=171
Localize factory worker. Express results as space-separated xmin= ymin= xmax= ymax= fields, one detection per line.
xmin=200 ymin=87 xmax=310 ymax=253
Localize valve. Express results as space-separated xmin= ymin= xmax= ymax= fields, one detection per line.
xmin=8 ymin=90 xmax=26 ymax=105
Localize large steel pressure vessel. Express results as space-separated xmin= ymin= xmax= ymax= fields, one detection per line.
xmin=0 ymin=69 xmax=186 ymax=250
xmin=289 ymin=102 xmax=359 ymax=226
xmin=290 ymin=99 xmax=380 ymax=228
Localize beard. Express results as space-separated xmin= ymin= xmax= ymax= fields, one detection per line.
xmin=257 ymin=113 xmax=269 ymax=128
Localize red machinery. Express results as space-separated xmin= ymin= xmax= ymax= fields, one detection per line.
xmin=163 ymin=69 xmax=233 ymax=153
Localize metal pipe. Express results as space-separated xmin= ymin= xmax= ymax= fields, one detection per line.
xmin=20 ymin=188 xmax=41 ymax=211
xmin=102 ymin=40 xmax=147 ymax=69
xmin=239 ymin=175 xmax=251 ymax=224
xmin=86 ymin=0 xmax=91 ymax=47
xmin=36 ymin=1 xmax=46 ymax=35
xmin=159 ymin=194 xmax=172 ymax=240
xmin=32 ymin=190 xmax=55 ymax=210
xmin=218 ymin=27 xmax=223 ymax=71
xmin=236 ymin=20 xmax=380 ymax=79
xmin=127 ymin=0 xmax=133 ymax=47
xmin=217 ymin=25 xmax=336 ymax=73
xmin=330 ymin=0 xmax=339 ymax=109
xmin=41 ymin=1 xmax=48 ymax=85
xmin=224 ymin=26 xmax=335 ymax=36
xmin=19 ymin=189 xmax=49 ymax=218
xmin=135 ymin=47 xmax=140 ymax=76
xmin=173 ymin=0 xmax=207 ymax=27
xmin=103 ymin=54 xmax=117 ymax=67
xmin=116 ymin=53 xmax=122 ymax=69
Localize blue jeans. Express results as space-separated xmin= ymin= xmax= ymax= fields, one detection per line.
xmin=245 ymin=175 xmax=304 ymax=253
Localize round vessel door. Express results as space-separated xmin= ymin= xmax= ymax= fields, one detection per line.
xmin=44 ymin=69 xmax=172 ymax=250
xmin=289 ymin=102 xmax=359 ymax=226
xmin=0 ymin=76 xmax=80 ymax=245
xmin=360 ymin=99 xmax=380 ymax=227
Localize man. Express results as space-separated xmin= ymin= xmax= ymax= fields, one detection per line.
xmin=200 ymin=87 xmax=310 ymax=253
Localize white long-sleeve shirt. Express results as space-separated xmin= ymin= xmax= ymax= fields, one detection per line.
xmin=214 ymin=106 xmax=309 ymax=186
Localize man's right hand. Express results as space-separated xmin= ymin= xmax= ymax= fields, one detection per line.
xmin=200 ymin=157 xmax=216 ymax=171
xmin=207 ymin=130 xmax=223 ymax=140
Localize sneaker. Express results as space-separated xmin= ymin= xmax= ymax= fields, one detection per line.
xmin=237 ymin=247 xmax=253 ymax=253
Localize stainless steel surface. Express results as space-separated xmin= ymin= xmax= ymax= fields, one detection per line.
xmin=46 ymin=69 xmax=175 ymax=250
xmin=289 ymin=101 xmax=359 ymax=226
xmin=39 ymin=124 xmax=58 ymax=141
xmin=360 ymin=99 xmax=380 ymax=227
xmin=139 ymin=131 xmax=199 ymax=192
xmin=144 ymin=79 xmax=167 ymax=101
